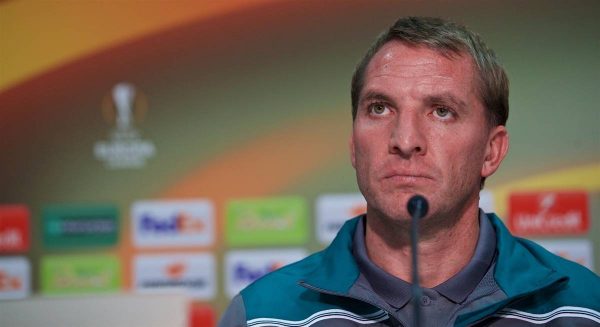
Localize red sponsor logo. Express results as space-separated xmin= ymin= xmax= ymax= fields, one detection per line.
xmin=188 ymin=304 xmax=215 ymax=327
xmin=165 ymin=262 xmax=186 ymax=279
xmin=509 ymin=191 xmax=589 ymax=236
xmin=0 ymin=269 xmax=23 ymax=291
xmin=0 ymin=205 xmax=30 ymax=253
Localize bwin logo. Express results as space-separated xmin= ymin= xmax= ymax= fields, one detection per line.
xmin=234 ymin=262 xmax=284 ymax=282
xmin=140 ymin=212 xmax=205 ymax=234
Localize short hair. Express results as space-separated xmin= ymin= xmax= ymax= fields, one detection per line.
xmin=351 ymin=16 xmax=509 ymax=127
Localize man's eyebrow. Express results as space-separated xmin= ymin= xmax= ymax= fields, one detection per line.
xmin=359 ymin=91 xmax=394 ymax=105
xmin=424 ymin=93 xmax=467 ymax=109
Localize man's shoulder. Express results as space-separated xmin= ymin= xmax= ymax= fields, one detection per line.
xmin=492 ymin=214 xmax=600 ymax=314
xmin=238 ymin=247 xmax=357 ymax=323
xmin=490 ymin=213 xmax=597 ymax=283
xmin=237 ymin=217 xmax=364 ymax=322
xmin=241 ymin=249 xmax=326 ymax=298
xmin=218 ymin=250 xmax=334 ymax=327
xmin=516 ymin=236 xmax=600 ymax=296
xmin=496 ymin=237 xmax=600 ymax=325
xmin=242 ymin=216 xmax=362 ymax=296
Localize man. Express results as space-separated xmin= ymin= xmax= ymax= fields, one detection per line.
xmin=219 ymin=16 xmax=600 ymax=327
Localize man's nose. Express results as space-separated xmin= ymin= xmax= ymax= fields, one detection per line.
xmin=388 ymin=111 xmax=427 ymax=158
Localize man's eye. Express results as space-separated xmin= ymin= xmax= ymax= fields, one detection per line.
xmin=371 ymin=104 xmax=388 ymax=115
xmin=433 ymin=107 xmax=452 ymax=118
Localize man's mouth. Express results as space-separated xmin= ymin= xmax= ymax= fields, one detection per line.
xmin=383 ymin=172 xmax=433 ymax=184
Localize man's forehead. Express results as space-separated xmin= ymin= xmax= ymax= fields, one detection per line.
xmin=366 ymin=41 xmax=473 ymax=76
xmin=379 ymin=39 xmax=468 ymax=61
xmin=361 ymin=41 xmax=477 ymax=95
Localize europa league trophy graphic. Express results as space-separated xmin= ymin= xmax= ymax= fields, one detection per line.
xmin=113 ymin=82 xmax=136 ymax=133
xmin=94 ymin=82 xmax=156 ymax=169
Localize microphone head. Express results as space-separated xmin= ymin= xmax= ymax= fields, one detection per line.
xmin=407 ymin=195 xmax=429 ymax=219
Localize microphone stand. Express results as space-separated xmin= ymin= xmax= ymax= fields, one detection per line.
xmin=407 ymin=195 xmax=428 ymax=327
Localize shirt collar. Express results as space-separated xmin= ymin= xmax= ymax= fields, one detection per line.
xmin=353 ymin=216 xmax=413 ymax=308
xmin=352 ymin=210 xmax=496 ymax=307
xmin=434 ymin=210 xmax=496 ymax=303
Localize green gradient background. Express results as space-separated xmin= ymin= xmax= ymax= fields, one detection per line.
xmin=1 ymin=0 xmax=599 ymax=316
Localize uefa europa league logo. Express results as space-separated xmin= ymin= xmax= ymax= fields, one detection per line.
xmin=101 ymin=82 xmax=148 ymax=136
xmin=94 ymin=82 xmax=155 ymax=169
xmin=113 ymin=82 xmax=135 ymax=131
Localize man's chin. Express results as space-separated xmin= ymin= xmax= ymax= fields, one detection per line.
xmin=367 ymin=201 xmax=413 ymax=223
xmin=383 ymin=191 xmax=426 ymax=208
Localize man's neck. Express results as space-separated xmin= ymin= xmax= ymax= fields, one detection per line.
xmin=364 ymin=205 xmax=480 ymax=288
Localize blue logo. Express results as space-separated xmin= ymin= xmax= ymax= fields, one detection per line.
xmin=233 ymin=262 xmax=283 ymax=283
xmin=139 ymin=212 xmax=204 ymax=234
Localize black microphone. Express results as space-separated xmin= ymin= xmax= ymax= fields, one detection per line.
xmin=407 ymin=195 xmax=428 ymax=327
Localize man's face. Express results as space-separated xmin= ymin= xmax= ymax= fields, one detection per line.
xmin=351 ymin=41 xmax=507 ymax=223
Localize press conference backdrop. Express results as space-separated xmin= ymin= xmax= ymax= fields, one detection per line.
xmin=1 ymin=0 xmax=599 ymax=325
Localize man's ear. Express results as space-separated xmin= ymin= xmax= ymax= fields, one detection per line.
xmin=349 ymin=132 xmax=356 ymax=169
xmin=481 ymin=125 xmax=509 ymax=178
